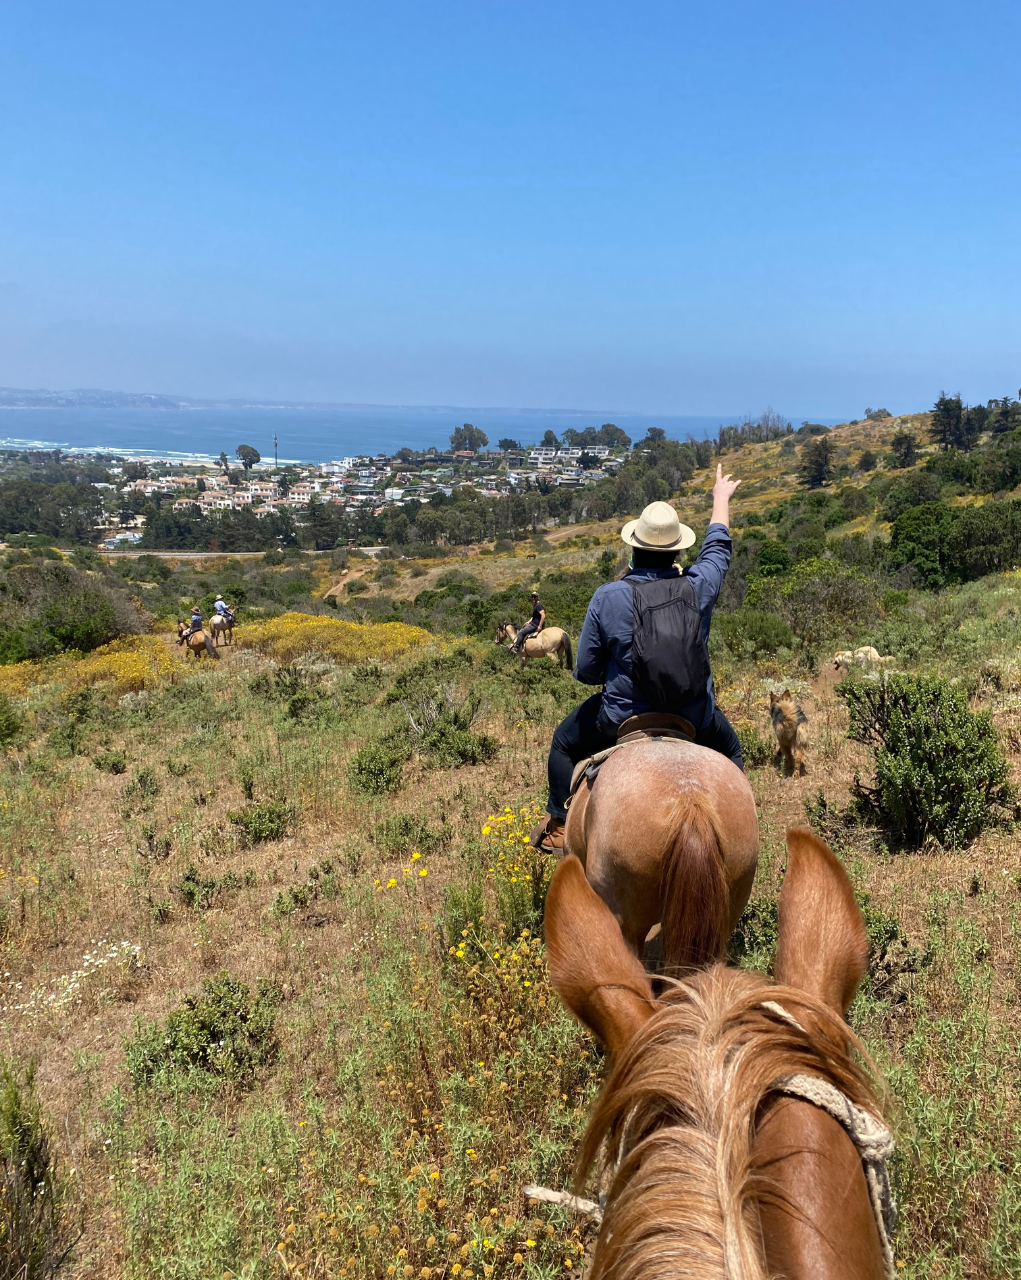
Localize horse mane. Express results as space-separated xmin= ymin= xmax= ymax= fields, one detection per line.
xmin=578 ymin=965 xmax=885 ymax=1280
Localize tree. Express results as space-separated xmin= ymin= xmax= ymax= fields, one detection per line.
xmin=598 ymin=423 xmax=632 ymax=448
xmin=864 ymin=407 xmax=892 ymax=421
xmin=498 ymin=438 xmax=521 ymax=452
xmin=122 ymin=461 xmax=149 ymax=482
xmin=799 ymin=436 xmax=835 ymax=488
xmin=890 ymin=431 xmax=918 ymax=468
xmin=219 ymin=451 xmax=231 ymax=478
xmin=541 ymin=430 xmax=560 ymax=449
xmin=929 ymin=392 xmax=975 ymax=451
xmin=990 ymin=396 xmax=1020 ymax=435
xmin=640 ymin=427 xmax=667 ymax=446
xmin=858 ymin=449 xmax=877 ymax=472
xmin=236 ymin=444 xmax=261 ymax=471
xmin=449 ymin=424 xmax=488 ymax=453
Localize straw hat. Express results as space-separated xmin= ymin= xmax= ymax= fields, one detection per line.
xmin=620 ymin=501 xmax=695 ymax=552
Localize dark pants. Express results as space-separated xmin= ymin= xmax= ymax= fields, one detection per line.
xmin=546 ymin=694 xmax=744 ymax=821
xmin=511 ymin=621 xmax=539 ymax=652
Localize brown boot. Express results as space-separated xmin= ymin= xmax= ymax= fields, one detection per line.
xmin=530 ymin=815 xmax=565 ymax=852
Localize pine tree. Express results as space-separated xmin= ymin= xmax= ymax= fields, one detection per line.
xmin=800 ymin=436 xmax=835 ymax=488
xmin=930 ymin=392 xmax=965 ymax=451
xmin=890 ymin=431 xmax=918 ymax=468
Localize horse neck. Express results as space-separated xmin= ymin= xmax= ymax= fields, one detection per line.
xmin=581 ymin=967 xmax=884 ymax=1280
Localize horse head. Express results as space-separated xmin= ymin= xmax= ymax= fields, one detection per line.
xmin=544 ymin=827 xmax=886 ymax=1280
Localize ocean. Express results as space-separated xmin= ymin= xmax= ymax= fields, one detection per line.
xmin=0 ymin=405 xmax=774 ymax=464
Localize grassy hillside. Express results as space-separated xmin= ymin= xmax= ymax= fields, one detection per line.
xmin=1 ymin=416 xmax=1021 ymax=1277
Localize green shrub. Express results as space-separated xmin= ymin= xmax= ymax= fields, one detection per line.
xmin=164 ymin=756 xmax=189 ymax=777
xmin=880 ymin=471 xmax=942 ymax=522
xmin=0 ymin=1057 xmax=80 ymax=1279
xmin=840 ymin=674 xmax=1015 ymax=847
xmin=227 ymin=800 xmax=291 ymax=845
xmin=737 ymin=725 xmax=774 ymax=768
xmin=729 ymin=897 xmax=779 ymax=970
xmin=176 ymin=864 xmax=251 ymax=910
xmin=272 ymin=860 xmax=337 ymax=917
xmin=287 ymin=689 xmax=324 ymax=720
xmin=756 ymin=539 xmax=791 ymax=576
xmin=730 ymin=885 xmax=920 ymax=998
xmin=421 ymin=720 xmax=498 ymax=768
xmin=717 ymin=609 xmax=795 ymax=658
xmin=345 ymin=578 xmax=369 ymax=595
xmin=0 ymin=693 xmax=23 ymax=749
xmin=408 ymin=691 xmax=498 ymax=768
xmin=442 ymin=879 xmax=485 ymax=953
xmin=93 ymin=750 xmax=127 ymax=774
xmin=372 ymin=813 xmax=448 ymax=857
xmin=749 ymin=557 xmax=881 ymax=648
xmin=347 ymin=737 xmax=410 ymax=795
xmin=124 ymin=972 xmax=281 ymax=1089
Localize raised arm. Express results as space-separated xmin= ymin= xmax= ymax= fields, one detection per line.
xmin=710 ymin=463 xmax=741 ymax=529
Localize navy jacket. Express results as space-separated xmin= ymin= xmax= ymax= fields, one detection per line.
xmin=574 ymin=523 xmax=732 ymax=729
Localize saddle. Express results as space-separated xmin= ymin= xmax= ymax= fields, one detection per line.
xmin=567 ymin=712 xmax=696 ymax=803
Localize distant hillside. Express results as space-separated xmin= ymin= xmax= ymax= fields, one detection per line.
xmin=0 ymin=386 xmax=184 ymax=410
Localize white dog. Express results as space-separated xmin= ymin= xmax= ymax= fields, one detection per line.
xmin=833 ymin=646 xmax=896 ymax=674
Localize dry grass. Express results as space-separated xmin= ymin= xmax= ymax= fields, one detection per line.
xmin=2 ymin=452 xmax=1021 ymax=1275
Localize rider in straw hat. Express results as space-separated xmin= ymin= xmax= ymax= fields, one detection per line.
xmin=531 ymin=464 xmax=744 ymax=852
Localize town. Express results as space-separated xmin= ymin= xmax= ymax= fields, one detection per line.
xmin=92 ymin=435 xmax=627 ymax=547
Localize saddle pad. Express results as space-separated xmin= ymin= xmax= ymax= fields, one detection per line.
xmin=566 ymin=726 xmax=697 ymax=804
xmin=568 ymin=744 xmax=624 ymax=800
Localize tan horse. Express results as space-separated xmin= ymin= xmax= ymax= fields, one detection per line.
xmin=176 ymin=622 xmax=218 ymax=660
xmin=564 ymin=738 xmax=760 ymax=970
xmin=209 ymin=611 xmax=235 ymax=646
xmin=494 ymin=621 xmax=573 ymax=669
xmin=545 ymin=826 xmax=891 ymax=1280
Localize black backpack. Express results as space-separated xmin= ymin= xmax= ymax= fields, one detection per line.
xmin=630 ymin=575 xmax=711 ymax=712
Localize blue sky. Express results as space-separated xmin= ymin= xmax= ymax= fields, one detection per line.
xmin=2 ymin=0 xmax=1019 ymax=417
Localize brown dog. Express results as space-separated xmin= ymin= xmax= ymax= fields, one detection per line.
xmin=770 ymin=688 xmax=808 ymax=776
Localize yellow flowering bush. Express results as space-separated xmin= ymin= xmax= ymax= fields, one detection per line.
xmin=481 ymin=804 xmax=554 ymax=939
xmin=237 ymin=613 xmax=431 ymax=664
xmin=0 ymin=635 xmax=177 ymax=697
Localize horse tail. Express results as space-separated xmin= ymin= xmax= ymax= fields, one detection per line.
xmin=561 ymin=632 xmax=573 ymax=670
xmin=659 ymin=792 xmax=729 ymax=973
xmin=204 ymin=634 xmax=219 ymax=659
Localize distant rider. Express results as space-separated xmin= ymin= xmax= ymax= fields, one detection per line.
xmin=184 ymin=605 xmax=203 ymax=639
xmin=510 ymin=591 xmax=545 ymax=654
xmin=213 ymin=595 xmax=234 ymax=624
xmin=530 ymin=466 xmax=743 ymax=852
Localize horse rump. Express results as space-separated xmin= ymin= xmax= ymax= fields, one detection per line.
xmin=659 ymin=792 xmax=728 ymax=973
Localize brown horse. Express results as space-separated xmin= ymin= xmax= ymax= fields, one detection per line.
xmin=495 ymin=621 xmax=573 ymax=669
xmin=563 ymin=738 xmax=760 ymax=971
xmin=176 ymin=621 xmax=218 ymax=660
xmin=544 ymin=826 xmax=891 ymax=1280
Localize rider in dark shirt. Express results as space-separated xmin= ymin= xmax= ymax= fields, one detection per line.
xmin=510 ymin=592 xmax=545 ymax=653
xmin=530 ymin=467 xmax=743 ymax=852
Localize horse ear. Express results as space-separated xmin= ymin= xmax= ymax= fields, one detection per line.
xmin=769 ymin=691 xmax=777 ymax=705
xmin=782 ymin=688 xmax=791 ymax=699
xmin=544 ymin=854 xmax=656 ymax=1057
xmin=774 ymin=827 xmax=868 ymax=1017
